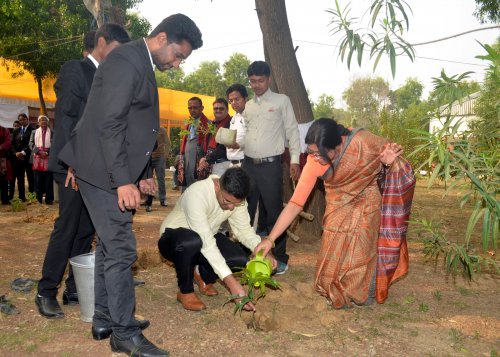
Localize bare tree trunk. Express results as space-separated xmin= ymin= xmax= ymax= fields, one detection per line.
xmin=37 ymin=78 xmax=47 ymax=115
xmin=254 ymin=0 xmax=324 ymax=242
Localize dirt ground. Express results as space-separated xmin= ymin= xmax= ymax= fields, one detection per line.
xmin=0 ymin=178 xmax=498 ymax=357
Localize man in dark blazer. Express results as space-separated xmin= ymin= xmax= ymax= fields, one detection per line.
xmin=59 ymin=14 xmax=202 ymax=357
xmin=35 ymin=25 xmax=130 ymax=321
xmin=11 ymin=113 xmax=35 ymax=201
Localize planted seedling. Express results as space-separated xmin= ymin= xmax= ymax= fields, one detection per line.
xmin=226 ymin=251 xmax=281 ymax=315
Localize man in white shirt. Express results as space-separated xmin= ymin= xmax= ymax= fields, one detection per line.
xmin=225 ymin=84 xmax=248 ymax=167
xmin=158 ymin=167 xmax=276 ymax=311
xmin=242 ymin=61 xmax=301 ymax=275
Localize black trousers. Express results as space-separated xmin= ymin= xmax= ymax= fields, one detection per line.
xmin=13 ymin=158 xmax=34 ymax=200
xmin=78 ymin=179 xmax=141 ymax=339
xmin=38 ymin=173 xmax=94 ymax=297
xmin=158 ymin=228 xmax=250 ymax=294
xmin=242 ymin=158 xmax=288 ymax=264
xmin=0 ymin=179 xmax=8 ymax=204
xmin=33 ymin=170 xmax=54 ymax=204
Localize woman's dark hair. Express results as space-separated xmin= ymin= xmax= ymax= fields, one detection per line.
xmin=305 ymin=118 xmax=351 ymax=162
xmin=149 ymin=13 xmax=203 ymax=50
xmin=220 ymin=167 xmax=251 ymax=199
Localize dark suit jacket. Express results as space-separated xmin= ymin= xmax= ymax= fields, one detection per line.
xmin=48 ymin=57 xmax=97 ymax=174
xmin=11 ymin=124 xmax=35 ymax=160
xmin=59 ymin=39 xmax=159 ymax=193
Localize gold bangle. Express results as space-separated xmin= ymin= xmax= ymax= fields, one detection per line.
xmin=264 ymin=237 xmax=275 ymax=248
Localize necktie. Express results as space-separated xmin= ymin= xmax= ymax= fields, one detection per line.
xmin=21 ymin=127 xmax=25 ymax=136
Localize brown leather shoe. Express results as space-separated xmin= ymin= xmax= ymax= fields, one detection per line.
xmin=177 ymin=292 xmax=206 ymax=311
xmin=193 ymin=271 xmax=219 ymax=296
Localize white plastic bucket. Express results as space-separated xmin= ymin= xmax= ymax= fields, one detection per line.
xmin=69 ymin=252 xmax=95 ymax=323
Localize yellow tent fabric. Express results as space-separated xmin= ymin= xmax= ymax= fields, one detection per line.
xmin=1 ymin=59 xmax=217 ymax=128
xmin=0 ymin=60 xmax=56 ymax=107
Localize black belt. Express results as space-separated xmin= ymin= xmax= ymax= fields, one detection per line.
xmin=230 ymin=159 xmax=244 ymax=164
xmin=244 ymin=155 xmax=281 ymax=165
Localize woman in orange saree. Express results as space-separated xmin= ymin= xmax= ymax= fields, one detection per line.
xmin=255 ymin=118 xmax=415 ymax=308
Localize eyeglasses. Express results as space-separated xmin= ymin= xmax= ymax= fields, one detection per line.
xmin=213 ymin=107 xmax=226 ymax=111
xmin=173 ymin=49 xmax=186 ymax=65
xmin=306 ymin=147 xmax=323 ymax=159
xmin=219 ymin=189 xmax=246 ymax=207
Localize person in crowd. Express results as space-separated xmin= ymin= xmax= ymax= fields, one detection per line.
xmin=198 ymin=98 xmax=232 ymax=176
xmin=36 ymin=24 xmax=131 ymax=323
xmin=8 ymin=120 xmax=21 ymax=200
xmin=59 ymin=14 xmax=202 ymax=356
xmin=158 ymin=167 xmax=276 ymax=311
xmin=242 ymin=61 xmax=301 ymax=275
xmin=29 ymin=115 xmax=53 ymax=204
xmin=82 ymin=30 xmax=96 ymax=58
xmin=254 ymin=118 xmax=415 ymax=309
xmin=225 ymin=84 xmax=248 ymax=168
xmin=11 ymin=113 xmax=35 ymax=201
xmin=179 ymin=97 xmax=209 ymax=190
xmin=145 ymin=126 xmax=171 ymax=212
xmin=172 ymin=147 xmax=180 ymax=190
xmin=0 ymin=124 xmax=12 ymax=204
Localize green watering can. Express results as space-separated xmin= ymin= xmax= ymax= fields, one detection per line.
xmin=246 ymin=250 xmax=272 ymax=286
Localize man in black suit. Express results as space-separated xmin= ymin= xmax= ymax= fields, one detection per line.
xmin=35 ymin=25 xmax=130 ymax=321
xmin=11 ymin=113 xmax=35 ymax=201
xmin=59 ymin=14 xmax=202 ymax=357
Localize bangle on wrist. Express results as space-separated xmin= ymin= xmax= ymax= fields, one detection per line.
xmin=264 ymin=237 xmax=275 ymax=248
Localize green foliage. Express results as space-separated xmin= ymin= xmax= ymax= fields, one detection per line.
xmin=474 ymin=40 xmax=500 ymax=126
xmin=26 ymin=192 xmax=38 ymax=204
xmin=410 ymin=115 xmax=499 ymax=253
xmin=156 ymin=53 xmax=251 ymax=98
xmin=418 ymin=303 xmax=429 ymax=312
xmin=222 ymin=53 xmax=252 ymax=95
xmin=126 ymin=12 xmax=151 ymax=39
xmin=312 ymin=94 xmax=336 ymax=119
xmin=342 ymin=76 xmax=390 ymax=128
xmin=473 ymin=0 xmax=500 ymax=23
xmin=412 ymin=219 xmax=499 ymax=279
xmin=227 ymin=267 xmax=281 ymax=316
xmin=428 ymin=70 xmax=479 ymax=110
xmin=390 ymin=77 xmax=423 ymax=110
xmin=155 ymin=68 xmax=186 ymax=90
xmin=184 ymin=61 xmax=226 ymax=97
xmin=0 ymin=0 xmax=91 ymax=79
xmin=10 ymin=198 xmax=25 ymax=212
xmin=327 ymin=0 xmax=415 ymax=77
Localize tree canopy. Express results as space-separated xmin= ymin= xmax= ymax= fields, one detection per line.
xmin=0 ymin=0 xmax=149 ymax=112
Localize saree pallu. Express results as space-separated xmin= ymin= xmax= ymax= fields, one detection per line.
xmin=376 ymin=157 xmax=415 ymax=303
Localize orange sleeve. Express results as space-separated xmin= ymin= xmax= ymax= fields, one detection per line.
xmin=289 ymin=155 xmax=329 ymax=207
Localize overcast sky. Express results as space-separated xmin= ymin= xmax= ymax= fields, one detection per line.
xmin=137 ymin=0 xmax=499 ymax=106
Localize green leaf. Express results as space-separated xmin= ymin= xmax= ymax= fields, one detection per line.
xmin=465 ymin=203 xmax=484 ymax=247
xmin=389 ymin=41 xmax=397 ymax=78
xmin=481 ymin=210 xmax=491 ymax=251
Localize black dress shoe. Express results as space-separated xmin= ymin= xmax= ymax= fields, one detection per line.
xmin=35 ymin=295 xmax=64 ymax=319
xmin=92 ymin=319 xmax=151 ymax=340
xmin=110 ymin=333 xmax=169 ymax=357
xmin=62 ymin=290 xmax=79 ymax=305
